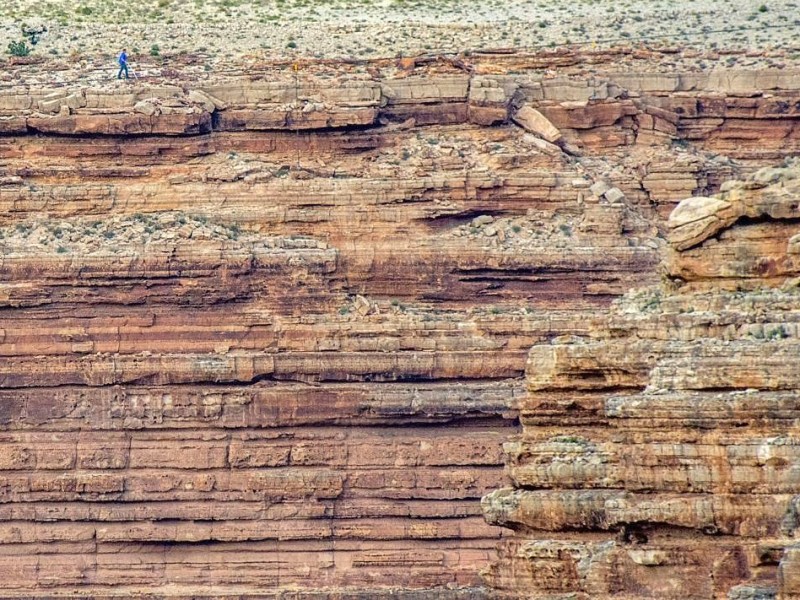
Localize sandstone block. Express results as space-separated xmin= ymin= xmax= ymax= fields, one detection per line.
xmin=512 ymin=105 xmax=562 ymax=142
xmin=667 ymin=195 xmax=734 ymax=250
xmin=37 ymin=98 xmax=62 ymax=114
xmin=472 ymin=215 xmax=494 ymax=227
xmin=134 ymin=100 xmax=159 ymax=117
xmin=63 ymin=94 xmax=86 ymax=110
xmin=191 ymin=89 xmax=227 ymax=110
xmin=187 ymin=90 xmax=217 ymax=113
xmin=590 ymin=180 xmax=611 ymax=197
xmin=603 ymin=187 xmax=625 ymax=203
xmin=521 ymin=133 xmax=561 ymax=156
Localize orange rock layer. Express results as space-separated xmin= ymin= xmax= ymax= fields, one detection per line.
xmin=0 ymin=50 xmax=799 ymax=597
xmin=482 ymin=166 xmax=800 ymax=598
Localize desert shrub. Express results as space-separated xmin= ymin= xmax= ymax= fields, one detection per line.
xmin=7 ymin=40 xmax=30 ymax=57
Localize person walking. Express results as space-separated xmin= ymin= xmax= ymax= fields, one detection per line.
xmin=117 ymin=48 xmax=129 ymax=79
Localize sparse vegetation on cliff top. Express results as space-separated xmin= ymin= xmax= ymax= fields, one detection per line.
xmin=0 ymin=0 xmax=798 ymax=62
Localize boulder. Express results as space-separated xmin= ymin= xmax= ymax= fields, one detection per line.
xmin=133 ymin=100 xmax=159 ymax=117
xmin=189 ymin=89 xmax=227 ymax=112
xmin=668 ymin=196 xmax=734 ymax=251
xmin=604 ymin=187 xmax=626 ymax=204
xmin=472 ymin=215 xmax=495 ymax=227
xmin=668 ymin=196 xmax=732 ymax=230
xmin=590 ymin=181 xmax=611 ymax=198
xmin=512 ymin=105 xmax=562 ymax=143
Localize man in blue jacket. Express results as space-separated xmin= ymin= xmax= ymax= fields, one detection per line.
xmin=117 ymin=49 xmax=129 ymax=79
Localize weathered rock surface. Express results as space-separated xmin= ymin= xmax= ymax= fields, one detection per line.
xmin=482 ymin=166 xmax=800 ymax=599
xmin=0 ymin=50 xmax=799 ymax=597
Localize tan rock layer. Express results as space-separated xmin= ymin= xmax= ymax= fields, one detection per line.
xmin=483 ymin=167 xmax=800 ymax=598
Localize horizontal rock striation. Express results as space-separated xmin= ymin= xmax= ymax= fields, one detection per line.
xmin=483 ymin=167 xmax=800 ymax=599
xmin=0 ymin=50 xmax=799 ymax=597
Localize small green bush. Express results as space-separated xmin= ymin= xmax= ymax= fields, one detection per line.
xmin=7 ymin=40 xmax=30 ymax=57
xmin=149 ymin=44 xmax=160 ymax=56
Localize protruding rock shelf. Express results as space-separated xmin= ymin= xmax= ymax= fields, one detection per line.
xmin=483 ymin=166 xmax=800 ymax=599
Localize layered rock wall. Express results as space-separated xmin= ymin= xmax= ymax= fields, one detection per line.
xmin=1 ymin=50 xmax=799 ymax=597
xmin=483 ymin=164 xmax=800 ymax=598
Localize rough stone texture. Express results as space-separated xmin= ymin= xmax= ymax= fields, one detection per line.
xmin=512 ymin=105 xmax=562 ymax=143
xmin=0 ymin=49 xmax=799 ymax=597
xmin=482 ymin=166 xmax=800 ymax=599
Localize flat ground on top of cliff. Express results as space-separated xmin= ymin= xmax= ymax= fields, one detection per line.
xmin=1 ymin=0 xmax=799 ymax=65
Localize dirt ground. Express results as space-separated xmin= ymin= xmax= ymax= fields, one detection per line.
xmin=1 ymin=0 xmax=799 ymax=65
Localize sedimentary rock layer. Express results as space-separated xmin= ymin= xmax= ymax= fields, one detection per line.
xmin=1 ymin=50 xmax=798 ymax=597
xmin=483 ymin=167 xmax=800 ymax=599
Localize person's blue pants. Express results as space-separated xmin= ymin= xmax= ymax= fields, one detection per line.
xmin=118 ymin=63 xmax=129 ymax=79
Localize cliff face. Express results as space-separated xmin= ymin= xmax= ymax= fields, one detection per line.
xmin=482 ymin=163 xmax=800 ymax=595
xmin=0 ymin=50 xmax=799 ymax=597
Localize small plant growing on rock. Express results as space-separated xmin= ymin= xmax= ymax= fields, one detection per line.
xmin=552 ymin=435 xmax=587 ymax=445
xmin=640 ymin=292 xmax=662 ymax=312
xmin=150 ymin=44 xmax=160 ymax=56
xmin=7 ymin=40 xmax=31 ymax=57
xmin=227 ymin=223 xmax=241 ymax=240
xmin=767 ymin=325 xmax=789 ymax=340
